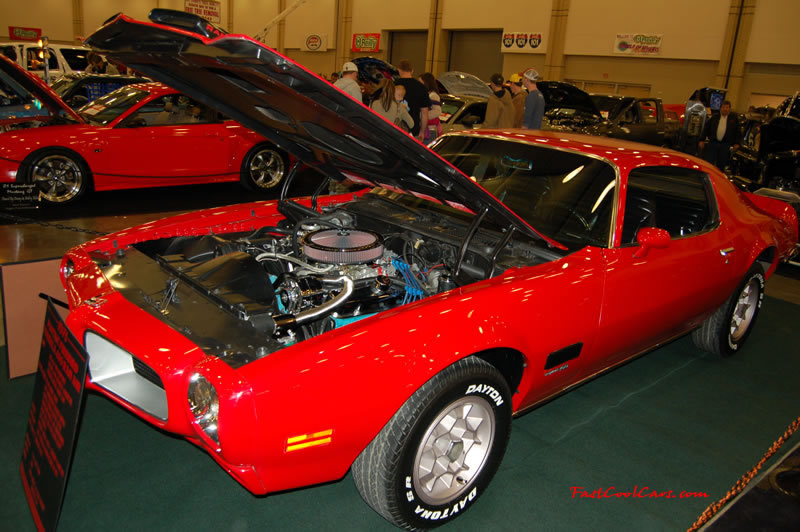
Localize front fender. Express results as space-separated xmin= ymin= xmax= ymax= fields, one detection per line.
xmin=238 ymin=249 xmax=605 ymax=493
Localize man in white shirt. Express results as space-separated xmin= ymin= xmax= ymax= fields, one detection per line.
xmin=333 ymin=62 xmax=363 ymax=103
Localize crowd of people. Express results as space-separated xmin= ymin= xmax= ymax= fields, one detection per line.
xmin=326 ymin=60 xmax=756 ymax=173
xmin=328 ymin=60 xmax=550 ymax=144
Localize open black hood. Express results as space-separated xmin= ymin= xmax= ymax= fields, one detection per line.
xmin=538 ymin=81 xmax=602 ymax=118
xmin=85 ymin=11 xmax=558 ymax=247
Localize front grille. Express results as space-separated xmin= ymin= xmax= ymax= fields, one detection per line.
xmin=85 ymin=331 xmax=169 ymax=420
xmin=132 ymin=357 xmax=165 ymax=389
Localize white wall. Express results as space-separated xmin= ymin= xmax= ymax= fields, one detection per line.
xmin=443 ymin=0 xmax=551 ymax=54
xmin=3 ymin=0 xmax=800 ymax=106
xmin=352 ymin=0 xmax=429 ymax=32
xmin=284 ymin=0 xmax=335 ymax=49
xmin=564 ymin=0 xmax=729 ymax=60
xmin=84 ymin=0 xmax=160 ymax=38
xmin=232 ymin=0 xmax=280 ymax=47
xmin=1 ymin=0 xmax=75 ymax=43
xmin=745 ymin=0 xmax=800 ymax=65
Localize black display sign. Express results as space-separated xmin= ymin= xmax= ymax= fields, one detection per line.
xmin=19 ymin=301 xmax=87 ymax=532
xmin=1 ymin=182 xmax=39 ymax=210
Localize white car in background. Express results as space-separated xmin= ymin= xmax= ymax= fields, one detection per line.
xmin=0 ymin=41 xmax=92 ymax=80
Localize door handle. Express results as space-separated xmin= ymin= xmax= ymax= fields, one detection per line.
xmin=719 ymin=247 xmax=735 ymax=257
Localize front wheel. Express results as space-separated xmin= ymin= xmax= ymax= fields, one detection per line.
xmin=240 ymin=144 xmax=288 ymax=191
xmin=26 ymin=148 xmax=91 ymax=204
xmin=352 ymin=356 xmax=512 ymax=529
xmin=692 ymin=263 xmax=765 ymax=357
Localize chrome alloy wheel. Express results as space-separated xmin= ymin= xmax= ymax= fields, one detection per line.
xmin=248 ymin=148 xmax=286 ymax=189
xmin=412 ymin=395 xmax=495 ymax=505
xmin=730 ymin=277 xmax=759 ymax=342
xmin=31 ymin=154 xmax=84 ymax=203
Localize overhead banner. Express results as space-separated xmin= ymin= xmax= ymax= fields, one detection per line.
xmin=501 ymin=32 xmax=543 ymax=53
xmin=8 ymin=26 xmax=42 ymax=41
xmin=614 ymin=33 xmax=662 ymax=55
xmin=184 ymin=0 xmax=221 ymax=24
xmin=352 ymin=33 xmax=380 ymax=53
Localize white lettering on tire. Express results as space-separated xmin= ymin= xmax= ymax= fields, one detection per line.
xmin=466 ymin=383 xmax=504 ymax=406
xmin=413 ymin=487 xmax=478 ymax=520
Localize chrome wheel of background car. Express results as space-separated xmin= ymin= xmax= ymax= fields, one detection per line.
xmin=412 ymin=395 xmax=495 ymax=505
xmin=241 ymin=145 xmax=288 ymax=191
xmin=352 ymin=356 xmax=512 ymax=529
xmin=28 ymin=149 xmax=90 ymax=204
xmin=692 ymin=263 xmax=765 ymax=357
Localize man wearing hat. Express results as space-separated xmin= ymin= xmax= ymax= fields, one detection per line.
xmin=482 ymin=73 xmax=514 ymax=129
xmin=521 ymin=68 xmax=545 ymax=129
xmin=508 ymin=73 xmax=527 ymax=128
xmin=334 ymin=61 xmax=363 ymax=103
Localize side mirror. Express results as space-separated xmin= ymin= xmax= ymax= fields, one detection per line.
xmin=126 ymin=117 xmax=147 ymax=128
xmin=633 ymin=227 xmax=670 ymax=258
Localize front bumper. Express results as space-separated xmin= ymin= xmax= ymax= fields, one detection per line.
xmin=0 ymin=156 xmax=20 ymax=182
xmin=67 ymin=293 xmax=268 ymax=492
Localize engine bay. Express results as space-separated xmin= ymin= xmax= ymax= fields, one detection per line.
xmin=92 ymin=191 xmax=561 ymax=365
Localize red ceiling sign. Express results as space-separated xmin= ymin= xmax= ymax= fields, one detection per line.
xmin=8 ymin=26 xmax=42 ymax=41
xmin=352 ymin=33 xmax=380 ymax=53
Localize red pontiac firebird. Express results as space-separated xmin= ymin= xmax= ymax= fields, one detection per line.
xmin=0 ymin=55 xmax=288 ymax=204
xmin=59 ymin=10 xmax=798 ymax=530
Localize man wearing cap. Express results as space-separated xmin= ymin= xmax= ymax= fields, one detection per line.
xmin=508 ymin=73 xmax=527 ymax=128
xmin=521 ymin=68 xmax=545 ymax=129
xmin=334 ymin=62 xmax=363 ymax=103
xmin=482 ymin=73 xmax=514 ymax=129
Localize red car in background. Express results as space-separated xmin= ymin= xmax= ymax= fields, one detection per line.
xmin=58 ymin=11 xmax=798 ymax=530
xmin=0 ymin=55 xmax=288 ymax=204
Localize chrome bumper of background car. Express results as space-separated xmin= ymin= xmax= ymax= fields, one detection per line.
xmin=85 ymin=331 xmax=168 ymax=420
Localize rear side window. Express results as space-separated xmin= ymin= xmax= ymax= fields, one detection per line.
xmin=26 ymin=47 xmax=57 ymax=71
xmin=60 ymin=48 xmax=89 ymax=71
xmin=621 ymin=166 xmax=718 ymax=244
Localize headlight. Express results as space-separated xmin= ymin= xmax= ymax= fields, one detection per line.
xmin=188 ymin=373 xmax=219 ymax=444
xmin=62 ymin=258 xmax=75 ymax=279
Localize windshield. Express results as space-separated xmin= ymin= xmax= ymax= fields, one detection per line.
xmin=440 ymin=97 xmax=464 ymax=123
xmin=0 ymin=69 xmax=51 ymax=119
xmin=432 ymin=136 xmax=617 ymax=249
xmin=50 ymin=77 xmax=76 ymax=97
xmin=77 ymin=86 xmax=148 ymax=125
xmin=590 ymin=95 xmax=631 ymax=120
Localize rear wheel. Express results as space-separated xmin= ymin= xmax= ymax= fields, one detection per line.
xmin=26 ymin=148 xmax=91 ymax=204
xmin=240 ymin=145 xmax=288 ymax=191
xmin=352 ymin=356 xmax=511 ymax=529
xmin=692 ymin=263 xmax=765 ymax=357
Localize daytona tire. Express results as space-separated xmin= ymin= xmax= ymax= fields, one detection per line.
xmin=352 ymin=356 xmax=512 ymax=530
xmin=692 ymin=263 xmax=765 ymax=357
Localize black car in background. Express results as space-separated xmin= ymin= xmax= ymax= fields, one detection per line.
xmin=50 ymin=72 xmax=149 ymax=108
xmin=730 ymin=91 xmax=800 ymax=196
xmin=589 ymin=93 xmax=679 ymax=147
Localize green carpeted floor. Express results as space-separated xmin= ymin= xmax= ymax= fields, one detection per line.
xmin=2 ymin=297 xmax=799 ymax=531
